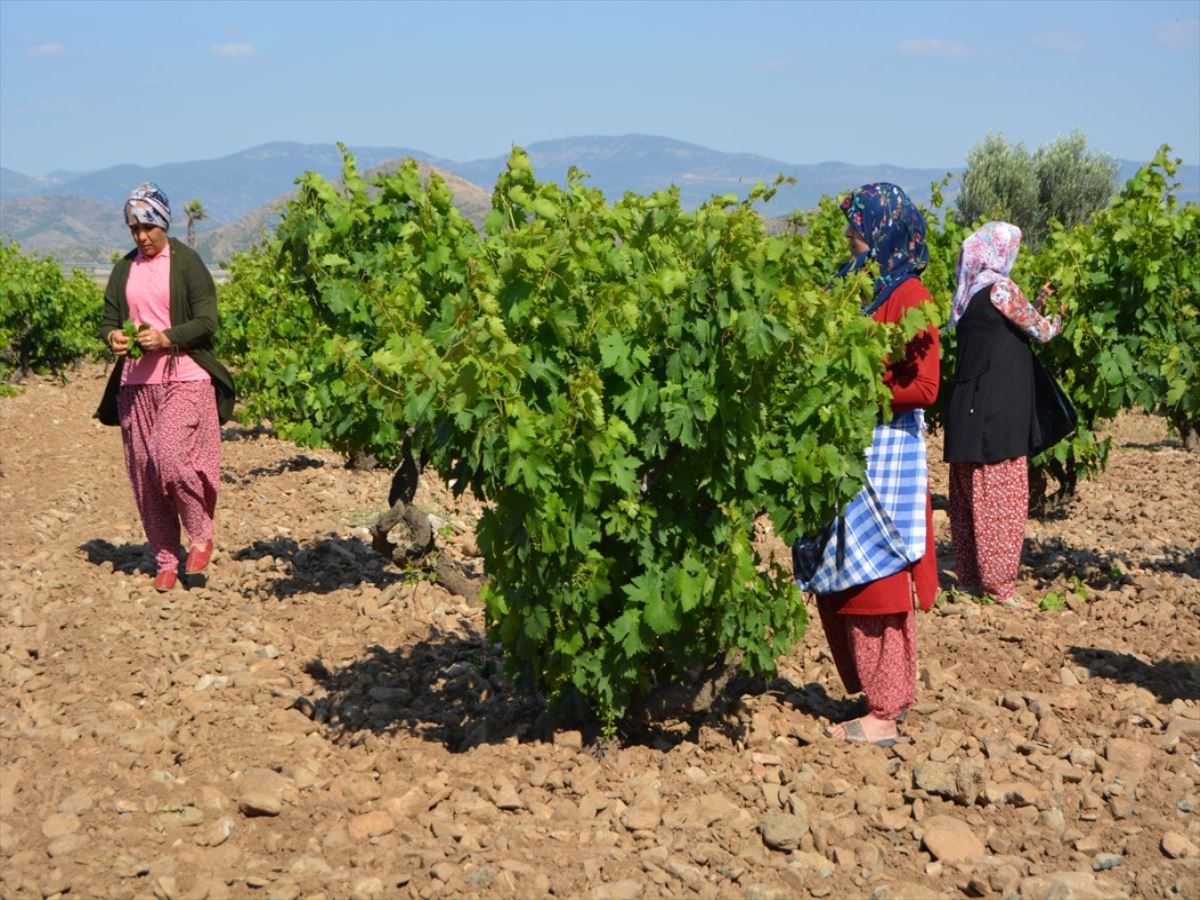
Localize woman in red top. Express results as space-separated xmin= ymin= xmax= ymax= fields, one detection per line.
xmin=800 ymin=183 xmax=939 ymax=746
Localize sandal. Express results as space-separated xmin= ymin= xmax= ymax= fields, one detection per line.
xmin=826 ymin=718 xmax=898 ymax=748
xmin=846 ymin=699 xmax=908 ymax=723
xmin=185 ymin=540 xmax=214 ymax=575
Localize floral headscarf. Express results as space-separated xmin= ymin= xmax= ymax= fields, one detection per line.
xmin=836 ymin=182 xmax=929 ymax=316
xmin=949 ymin=221 xmax=1022 ymax=329
xmin=124 ymin=182 xmax=171 ymax=231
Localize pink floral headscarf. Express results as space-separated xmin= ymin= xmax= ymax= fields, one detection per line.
xmin=948 ymin=221 xmax=1023 ymax=330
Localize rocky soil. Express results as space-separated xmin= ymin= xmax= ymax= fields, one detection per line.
xmin=1 ymin=365 xmax=1197 ymax=900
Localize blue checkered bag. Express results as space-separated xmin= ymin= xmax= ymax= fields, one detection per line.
xmin=793 ymin=410 xmax=928 ymax=594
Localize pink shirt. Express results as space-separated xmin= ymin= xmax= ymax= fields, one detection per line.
xmin=121 ymin=243 xmax=211 ymax=386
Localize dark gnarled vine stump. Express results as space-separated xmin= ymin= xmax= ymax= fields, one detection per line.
xmin=370 ymin=454 xmax=483 ymax=602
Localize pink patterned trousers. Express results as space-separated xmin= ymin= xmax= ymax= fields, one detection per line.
xmin=948 ymin=457 xmax=1028 ymax=602
xmin=117 ymin=382 xmax=220 ymax=574
xmin=816 ymin=603 xmax=916 ymax=721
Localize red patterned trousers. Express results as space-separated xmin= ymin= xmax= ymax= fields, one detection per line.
xmin=948 ymin=457 xmax=1028 ymax=602
xmin=118 ymin=382 xmax=220 ymax=574
xmin=816 ymin=602 xmax=916 ymax=721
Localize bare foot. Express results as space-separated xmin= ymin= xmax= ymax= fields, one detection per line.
xmin=825 ymin=713 xmax=899 ymax=745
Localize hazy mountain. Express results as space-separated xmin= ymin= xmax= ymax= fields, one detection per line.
xmin=0 ymin=194 xmax=130 ymax=264
xmin=4 ymin=135 xmax=1196 ymax=266
xmin=2 ymin=167 xmax=97 ymax=200
xmin=446 ymin=135 xmax=1200 ymax=213
xmin=1 ymin=168 xmax=48 ymax=201
xmin=0 ymin=142 xmax=434 ymax=224
xmin=193 ymin=200 xmax=284 ymax=266
xmin=444 ymin=134 xmax=958 ymax=213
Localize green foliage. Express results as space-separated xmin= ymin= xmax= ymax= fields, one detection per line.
xmin=918 ymin=176 xmax=972 ymax=435
xmin=958 ymin=133 xmax=1039 ymax=240
xmin=1032 ymin=133 xmax=1120 ymax=242
xmin=958 ymin=131 xmax=1118 ymax=249
xmin=451 ymin=161 xmax=910 ymax=726
xmin=122 ymin=319 xmax=148 ymax=359
xmin=921 ymin=175 xmax=971 ymax=316
xmin=0 ymin=240 xmax=103 ymax=381
xmin=222 ymin=148 xmax=925 ymax=725
xmin=1018 ymin=146 xmax=1199 ymax=505
xmin=1038 ymin=591 xmax=1065 ymax=611
xmin=928 ymin=147 xmax=1196 ymax=511
xmin=221 ymin=147 xmax=481 ymax=460
xmin=1040 ymin=576 xmax=1086 ymax=611
xmin=781 ymin=196 xmax=849 ymax=286
xmin=221 ymin=142 xmax=1195 ymax=723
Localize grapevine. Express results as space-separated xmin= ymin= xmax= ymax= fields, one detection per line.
xmin=921 ymin=148 xmax=1197 ymax=511
xmin=0 ymin=240 xmax=104 ymax=381
xmin=9 ymin=144 xmax=1192 ymax=728
xmin=216 ymin=144 xmax=1195 ymax=723
xmin=220 ymin=149 xmax=930 ymax=724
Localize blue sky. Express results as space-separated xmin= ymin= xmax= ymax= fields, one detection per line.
xmin=1 ymin=0 xmax=1197 ymax=175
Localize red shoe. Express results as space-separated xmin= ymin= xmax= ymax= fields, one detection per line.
xmin=154 ymin=570 xmax=177 ymax=592
xmin=186 ymin=540 xmax=214 ymax=575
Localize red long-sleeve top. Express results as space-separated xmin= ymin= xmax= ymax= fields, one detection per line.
xmin=824 ymin=277 xmax=940 ymax=615
xmin=877 ymin=278 xmax=940 ymax=414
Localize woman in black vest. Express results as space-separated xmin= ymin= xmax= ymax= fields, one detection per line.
xmin=943 ymin=222 xmax=1063 ymax=609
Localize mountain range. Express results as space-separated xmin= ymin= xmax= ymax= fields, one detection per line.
xmin=2 ymin=135 xmax=1196 ymax=266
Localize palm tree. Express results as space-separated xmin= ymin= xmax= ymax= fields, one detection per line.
xmin=183 ymin=199 xmax=207 ymax=248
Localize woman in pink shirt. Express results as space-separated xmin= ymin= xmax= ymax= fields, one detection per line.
xmin=98 ymin=183 xmax=235 ymax=592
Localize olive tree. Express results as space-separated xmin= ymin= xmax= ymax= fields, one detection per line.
xmin=957 ymin=133 xmax=1039 ymax=239
xmin=957 ymin=131 xmax=1118 ymax=247
xmin=1032 ymin=132 xmax=1120 ymax=240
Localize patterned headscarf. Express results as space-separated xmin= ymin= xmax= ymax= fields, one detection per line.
xmin=948 ymin=221 xmax=1022 ymax=330
xmin=836 ymin=182 xmax=929 ymax=316
xmin=124 ymin=182 xmax=171 ymax=231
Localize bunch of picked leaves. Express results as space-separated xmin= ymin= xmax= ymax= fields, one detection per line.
xmin=122 ymin=319 xmax=148 ymax=359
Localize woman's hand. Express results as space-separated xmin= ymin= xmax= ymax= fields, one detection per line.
xmin=1035 ymin=282 xmax=1055 ymax=311
xmin=136 ymin=329 xmax=172 ymax=353
xmin=108 ymin=330 xmax=130 ymax=357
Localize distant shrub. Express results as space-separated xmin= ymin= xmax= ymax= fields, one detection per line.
xmin=958 ymin=131 xmax=1118 ymax=248
xmin=0 ymin=240 xmax=103 ymax=381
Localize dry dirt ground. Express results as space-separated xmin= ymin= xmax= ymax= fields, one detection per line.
xmin=1 ymin=365 xmax=1197 ymax=900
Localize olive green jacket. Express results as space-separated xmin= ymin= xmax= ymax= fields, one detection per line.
xmin=96 ymin=237 xmax=236 ymax=425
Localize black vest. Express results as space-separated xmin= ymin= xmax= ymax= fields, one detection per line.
xmin=943 ymin=287 xmax=1040 ymax=463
